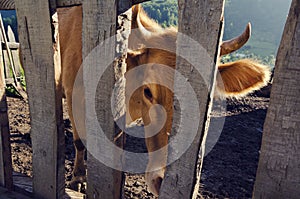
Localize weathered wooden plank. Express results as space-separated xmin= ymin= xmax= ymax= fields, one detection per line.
xmin=0 ymin=0 xmax=150 ymax=10
xmin=5 ymin=78 xmax=14 ymax=85
xmin=158 ymin=0 xmax=225 ymax=198
xmin=13 ymin=172 xmax=33 ymax=194
xmin=0 ymin=0 xmax=63 ymax=9
xmin=3 ymin=50 xmax=11 ymax=79
xmin=0 ymin=0 xmax=83 ymax=9
xmin=65 ymin=188 xmax=85 ymax=199
xmin=56 ymin=0 xmax=82 ymax=7
xmin=1 ymin=42 xmax=19 ymax=50
xmin=0 ymin=0 xmax=15 ymax=10
xmin=0 ymin=186 xmax=31 ymax=199
xmin=132 ymin=0 xmax=150 ymax=5
xmin=10 ymin=49 xmax=21 ymax=77
xmin=51 ymin=9 xmax=65 ymax=199
xmin=12 ymin=172 xmax=85 ymax=199
xmin=12 ymin=171 xmax=85 ymax=199
xmin=82 ymin=1 xmax=118 ymax=198
xmin=57 ymin=0 xmax=150 ymax=7
xmin=0 ymin=27 xmax=21 ymax=80
xmin=115 ymin=2 xmax=133 ymax=198
xmin=0 ymin=14 xmax=18 ymax=86
xmin=82 ymin=0 xmax=132 ymax=198
xmin=2 ymin=49 xmax=21 ymax=81
xmin=0 ymin=27 xmax=13 ymax=190
xmin=14 ymin=0 xmax=65 ymax=198
xmin=7 ymin=26 xmax=15 ymax=42
xmin=253 ymin=1 xmax=300 ymax=198
xmin=0 ymin=14 xmax=25 ymax=99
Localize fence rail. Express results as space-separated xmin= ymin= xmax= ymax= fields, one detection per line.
xmin=0 ymin=0 xmax=299 ymax=199
xmin=0 ymin=0 xmax=150 ymax=10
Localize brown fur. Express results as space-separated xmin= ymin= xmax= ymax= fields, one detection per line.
xmin=217 ymin=59 xmax=271 ymax=97
xmin=56 ymin=4 xmax=271 ymax=195
xmin=127 ymin=5 xmax=271 ymax=196
xmin=57 ymin=6 xmax=86 ymax=187
xmin=130 ymin=5 xmax=270 ymax=97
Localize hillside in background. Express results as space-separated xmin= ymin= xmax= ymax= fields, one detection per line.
xmin=142 ymin=0 xmax=178 ymax=27
xmin=1 ymin=1 xmax=292 ymax=66
xmin=143 ymin=0 xmax=292 ymax=66
xmin=223 ymin=0 xmax=292 ymax=57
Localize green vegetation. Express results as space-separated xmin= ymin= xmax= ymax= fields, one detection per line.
xmin=0 ymin=1 xmax=292 ymax=68
xmin=0 ymin=11 xmax=23 ymax=96
xmin=223 ymin=0 xmax=291 ymax=58
xmin=142 ymin=0 xmax=178 ymax=27
xmin=4 ymin=65 xmax=26 ymax=98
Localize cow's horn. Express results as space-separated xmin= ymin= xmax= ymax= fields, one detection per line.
xmin=136 ymin=10 xmax=153 ymax=39
xmin=220 ymin=22 xmax=251 ymax=56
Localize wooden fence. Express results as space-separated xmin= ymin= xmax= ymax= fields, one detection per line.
xmin=0 ymin=0 xmax=299 ymax=199
xmin=0 ymin=15 xmax=26 ymax=99
xmin=0 ymin=23 xmax=20 ymax=84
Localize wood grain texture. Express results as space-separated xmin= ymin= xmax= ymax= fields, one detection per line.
xmin=0 ymin=15 xmax=18 ymax=87
xmin=1 ymin=41 xmax=21 ymax=81
xmin=82 ymin=0 xmax=131 ymax=198
xmin=0 ymin=0 xmax=82 ymax=9
xmin=115 ymin=1 xmax=132 ymax=198
xmin=0 ymin=0 xmax=150 ymax=9
xmin=0 ymin=0 xmax=15 ymax=10
xmin=83 ymin=1 xmax=118 ymax=198
xmin=0 ymin=30 xmax=13 ymax=190
xmin=132 ymin=0 xmax=150 ymax=5
xmin=56 ymin=0 xmax=82 ymax=7
xmin=158 ymin=1 xmax=225 ymax=198
xmin=1 ymin=42 xmax=19 ymax=50
xmin=14 ymin=0 xmax=65 ymax=198
xmin=253 ymin=0 xmax=300 ymax=198
xmin=0 ymin=186 xmax=32 ymax=199
xmin=7 ymin=26 xmax=15 ymax=42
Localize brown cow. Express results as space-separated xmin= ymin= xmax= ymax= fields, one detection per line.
xmin=125 ymin=5 xmax=270 ymax=195
xmin=59 ymin=4 xmax=270 ymax=196
xmin=57 ymin=6 xmax=86 ymax=188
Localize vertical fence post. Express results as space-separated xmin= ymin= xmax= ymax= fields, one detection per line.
xmin=159 ymin=0 xmax=225 ymax=198
xmin=14 ymin=0 xmax=65 ymax=198
xmin=253 ymin=0 xmax=300 ymax=198
xmin=0 ymin=32 xmax=13 ymax=190
xmin=82 ymin=0 xmax=131 ymax=198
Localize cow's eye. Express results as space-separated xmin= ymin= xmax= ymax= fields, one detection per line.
xmin=144 ymin=87 xmax=153 ymax=102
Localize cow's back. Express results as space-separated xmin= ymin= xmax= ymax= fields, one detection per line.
xmin=57 ymin=6 xmax=82 ymax=94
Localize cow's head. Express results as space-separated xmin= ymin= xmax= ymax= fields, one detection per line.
xmin=126 ymin=5 xmax=270 ymax=196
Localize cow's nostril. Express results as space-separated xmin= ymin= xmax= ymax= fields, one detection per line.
xmin=153 ymin=177 xmax=163 ymax=195
xmin=144 ymin=87 xmax=153 ymax=102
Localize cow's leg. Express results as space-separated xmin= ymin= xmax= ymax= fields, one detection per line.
xmin=65 ymin=89 xmax=86 ymax=189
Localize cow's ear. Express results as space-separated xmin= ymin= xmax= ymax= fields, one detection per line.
xmin=216 ymin=59 xmax=271 ymax=98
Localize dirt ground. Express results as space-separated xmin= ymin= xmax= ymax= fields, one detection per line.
xmin=6 ymin=91 xmax=269 ymax=198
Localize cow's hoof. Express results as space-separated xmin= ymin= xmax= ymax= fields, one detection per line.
xmin=145 ymin=171 xmax=164 ymax=196
xmin=67 ymin=176 xmax=86 ymax=193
